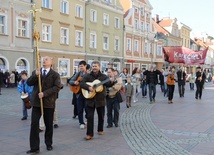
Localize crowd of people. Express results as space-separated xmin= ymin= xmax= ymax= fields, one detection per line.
xmin=0 ymin=58 xmax=212 ymax=154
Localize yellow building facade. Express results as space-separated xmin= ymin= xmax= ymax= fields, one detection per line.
xmin=35 ymin=0 xmax=86 ymax=83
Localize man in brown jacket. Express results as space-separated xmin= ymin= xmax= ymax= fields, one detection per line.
xmin=26 ymin=56 xmax=61 ymax=154
xmin=80 ymin=61 xmax=115 ymax=140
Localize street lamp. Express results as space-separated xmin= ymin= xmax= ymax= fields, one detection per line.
xmin=144 ymin=32 xmax=156 ymax=68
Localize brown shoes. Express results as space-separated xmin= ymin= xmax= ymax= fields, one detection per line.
xmin=98 ymin=131 xmax=104 ymax=135
xmin=84 ymin=135 xmax=93 ymax=140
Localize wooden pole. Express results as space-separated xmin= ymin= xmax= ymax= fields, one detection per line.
xmin=28 ymin=4 xmax=44 ymax=116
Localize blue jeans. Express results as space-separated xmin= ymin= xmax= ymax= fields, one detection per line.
xmin=76 ymin=93 xmax=87 ymax=124
xmin=141 ymin=82 xmax=147 ymax=97
xmin=22 ymin=102 xmax=28 ymax=118
xmin=164 ymin=82 xmax=169 ymax=97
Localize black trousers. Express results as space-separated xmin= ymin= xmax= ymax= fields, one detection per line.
xmin=29 ymin=107 xmax=54 ymax=151
xmin=86 ymin=105 xmax=105 ymax=137
xmin=196 ymin=83 xmax=203 ymax=98
xmin=72 ymin=93 xmax=78 ymax=116
xmin=168 ymin=85 xmax=175 ymax=101
xmin=106 ymin=97 xmax=120 ymax=126
xmin=148 ymin=83 xmax=156 ymax=102
xmin=178 ymin=84 xmax=185 ymax=97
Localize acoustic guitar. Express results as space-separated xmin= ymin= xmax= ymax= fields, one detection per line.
xmin=82 ymin=78 xmax=111 ymax=99
xmin=70 ymin=76 xmax=82 ymax=94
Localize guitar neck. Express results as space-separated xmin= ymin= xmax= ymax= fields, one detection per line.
xmin=95 ymin=78 xmax=111 ymax=88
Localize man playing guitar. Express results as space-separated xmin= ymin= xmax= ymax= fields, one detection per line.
xmin=80 ymin=61 xmax=115 ymax=140
xmin=69 ymin=60 xmax=88 ymax=129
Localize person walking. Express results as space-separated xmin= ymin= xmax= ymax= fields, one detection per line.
xmin=125 ymin=76 xmax=134 ymax=108
xmin=26 ymin=56 xmax=61 ymax=154
xmin=131 ymin=67 xmax=141 ymax=103
xmin=195 ymin=67 xmax=206 ymax=99
xmin=144 ymin=65 xmax=162 ymax=104
xmin=69 ymin=60 xmax=88 ymax=129
xmin=188 ymin=72 xmax=195 ymax=90
xmin=141 ymin=68 xmax=147 ymax=98
xmin=106 ymin=68 xmax=122 ymax=128
xmin=0 ymin=69 xmax=3 ymax=95
xmin=166 ymin=66 xmax=176 ymax=104
xmin=163 ymin=67 xmax=170 ymax=97
xmin=80 ymin=61 xmax=115 ymax=140
xmin=177 ymin=66 xmax=186 ymax=97
xmin=17 ymin=71 xmax=33 ymax=120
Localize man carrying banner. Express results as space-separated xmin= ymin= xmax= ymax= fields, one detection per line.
xmin=177 ymin=66 xmax=186 ymax=98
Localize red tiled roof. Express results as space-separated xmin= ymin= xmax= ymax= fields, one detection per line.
xmin=152 ymin=19 xmax=169 ymax=35
xmin=139 ymin=0 xmax=146 ymax=4
xmin=124 ymin=9 xmax=130 ymax=18
xmin=158 ymin=18 xmax=173 ymax=27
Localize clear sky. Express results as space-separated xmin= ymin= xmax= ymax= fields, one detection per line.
xmin=149 ymin=0 xmax=214 ymax=37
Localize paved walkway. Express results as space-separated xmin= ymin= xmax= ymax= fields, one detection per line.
xmin=0 ymin=83 xmax=214 ymax=155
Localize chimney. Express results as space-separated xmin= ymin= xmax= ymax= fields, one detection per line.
xmin=156 ymin=14 xmax=159 ymax=23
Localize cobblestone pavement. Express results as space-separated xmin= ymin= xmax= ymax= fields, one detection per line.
xmin=121 ymin=83 xmax=214 ymax=155
xmin=1 ymin=83 xmax=214 ymax=155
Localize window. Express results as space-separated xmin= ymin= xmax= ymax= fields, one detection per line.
xmin=17 ymin=19 xmax=27 ymax=37
xmin=144 ymin=42 xmax=148 ymax=53
xmin=115 ymin=17 xmax=120 ymax=28
xmin=150 ymin=43 xmax=152 ymax=54
xmin=90 ymin=33 xmax=96 ymax=48
xmin=134 ymin=40 xmax=139 ymax=52
xmin=114 ymin=38 xmax=120 ymax=51
xmin=147 ymin=13 xmax=150 ymax=18
xmin=134 ymin=8 xmax=138 ymax=13
xmin=90 ymin=9 xmax=97 ymax=22
xmin=60 ymin=27 xmax=69 ymax=44
xmin=103 ymin=34 xmax=109 ymax=50
xmin=0 ymin=15 xmax=6 ymax=34
xmin=42 ymin=24 xmax=52 ymax=42
xmin=127 ymin=38 xmax=131 ymax=51
xmin=103 ymin=13 xmax=109 ymax=25
xmin=157 ymin=45 xmax=162 ymax=56
xmin=141 ymin=22 xmax=144 ymax=32
xmin=75 ymin=30 xmax=83 ymax=46
xmin=141 ymin=7 xmax=144 ymax=15
xmin=42 ymin=0 xmax=52 ymax=9
xmin=61 ymin=0 xmax=69 ymax=14
xmin=135 ymin=19 xmax=138 ymax=30
xmin=146 ymin=23 xmax=150 ymax=32
xmin=75 ymin=5 xmax=83 ymax=18
xmin=104 ymin=0 xmax=112 ymax=3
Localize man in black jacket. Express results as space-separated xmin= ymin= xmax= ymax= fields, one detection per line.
xmin=195 ymin=67 xmax=206 ymax=99
xmin=144 ymin=65 xmax=162 ymax=104
xmin=80 ymin=61 xmax=115 ymax=140
xmin=26 ymin=56 xmax=61 ymax=154
xmin=177 ymin=66 xmax=186 ymax=97
xmin=0 ymin=69 xmax=3 ymax=95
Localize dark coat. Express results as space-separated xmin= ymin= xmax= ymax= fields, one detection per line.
xmin=80 ymin=71 xmax=114 ymax=108
xmin=195 ymin=71 xmax=206 ymax=85
xmin=0 ymin=71 xmax=3 ymax=86
xmin=144 ymin=70 xmax=162 ymax=85
xmin=27 ymin=68 xmax=61 ymax=108
xmin=177 ymin=70 xmax=186 ymax=85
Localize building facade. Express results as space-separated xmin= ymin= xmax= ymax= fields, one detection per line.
xmin=33 ymin=0 xmax=86 ymax=83
xmin=0 ymin=0 xmax=33 ymax=73
xmin=85 ymin=0 xmax=124 ymax=72
xmin=120 ymin=0 xmax=164 ymax=72
xmin=178 ymin=22 xmax=191 ymax=48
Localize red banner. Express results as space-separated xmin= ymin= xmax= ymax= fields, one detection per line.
xmin=163 ymin=46 xmax=208 ymax=65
